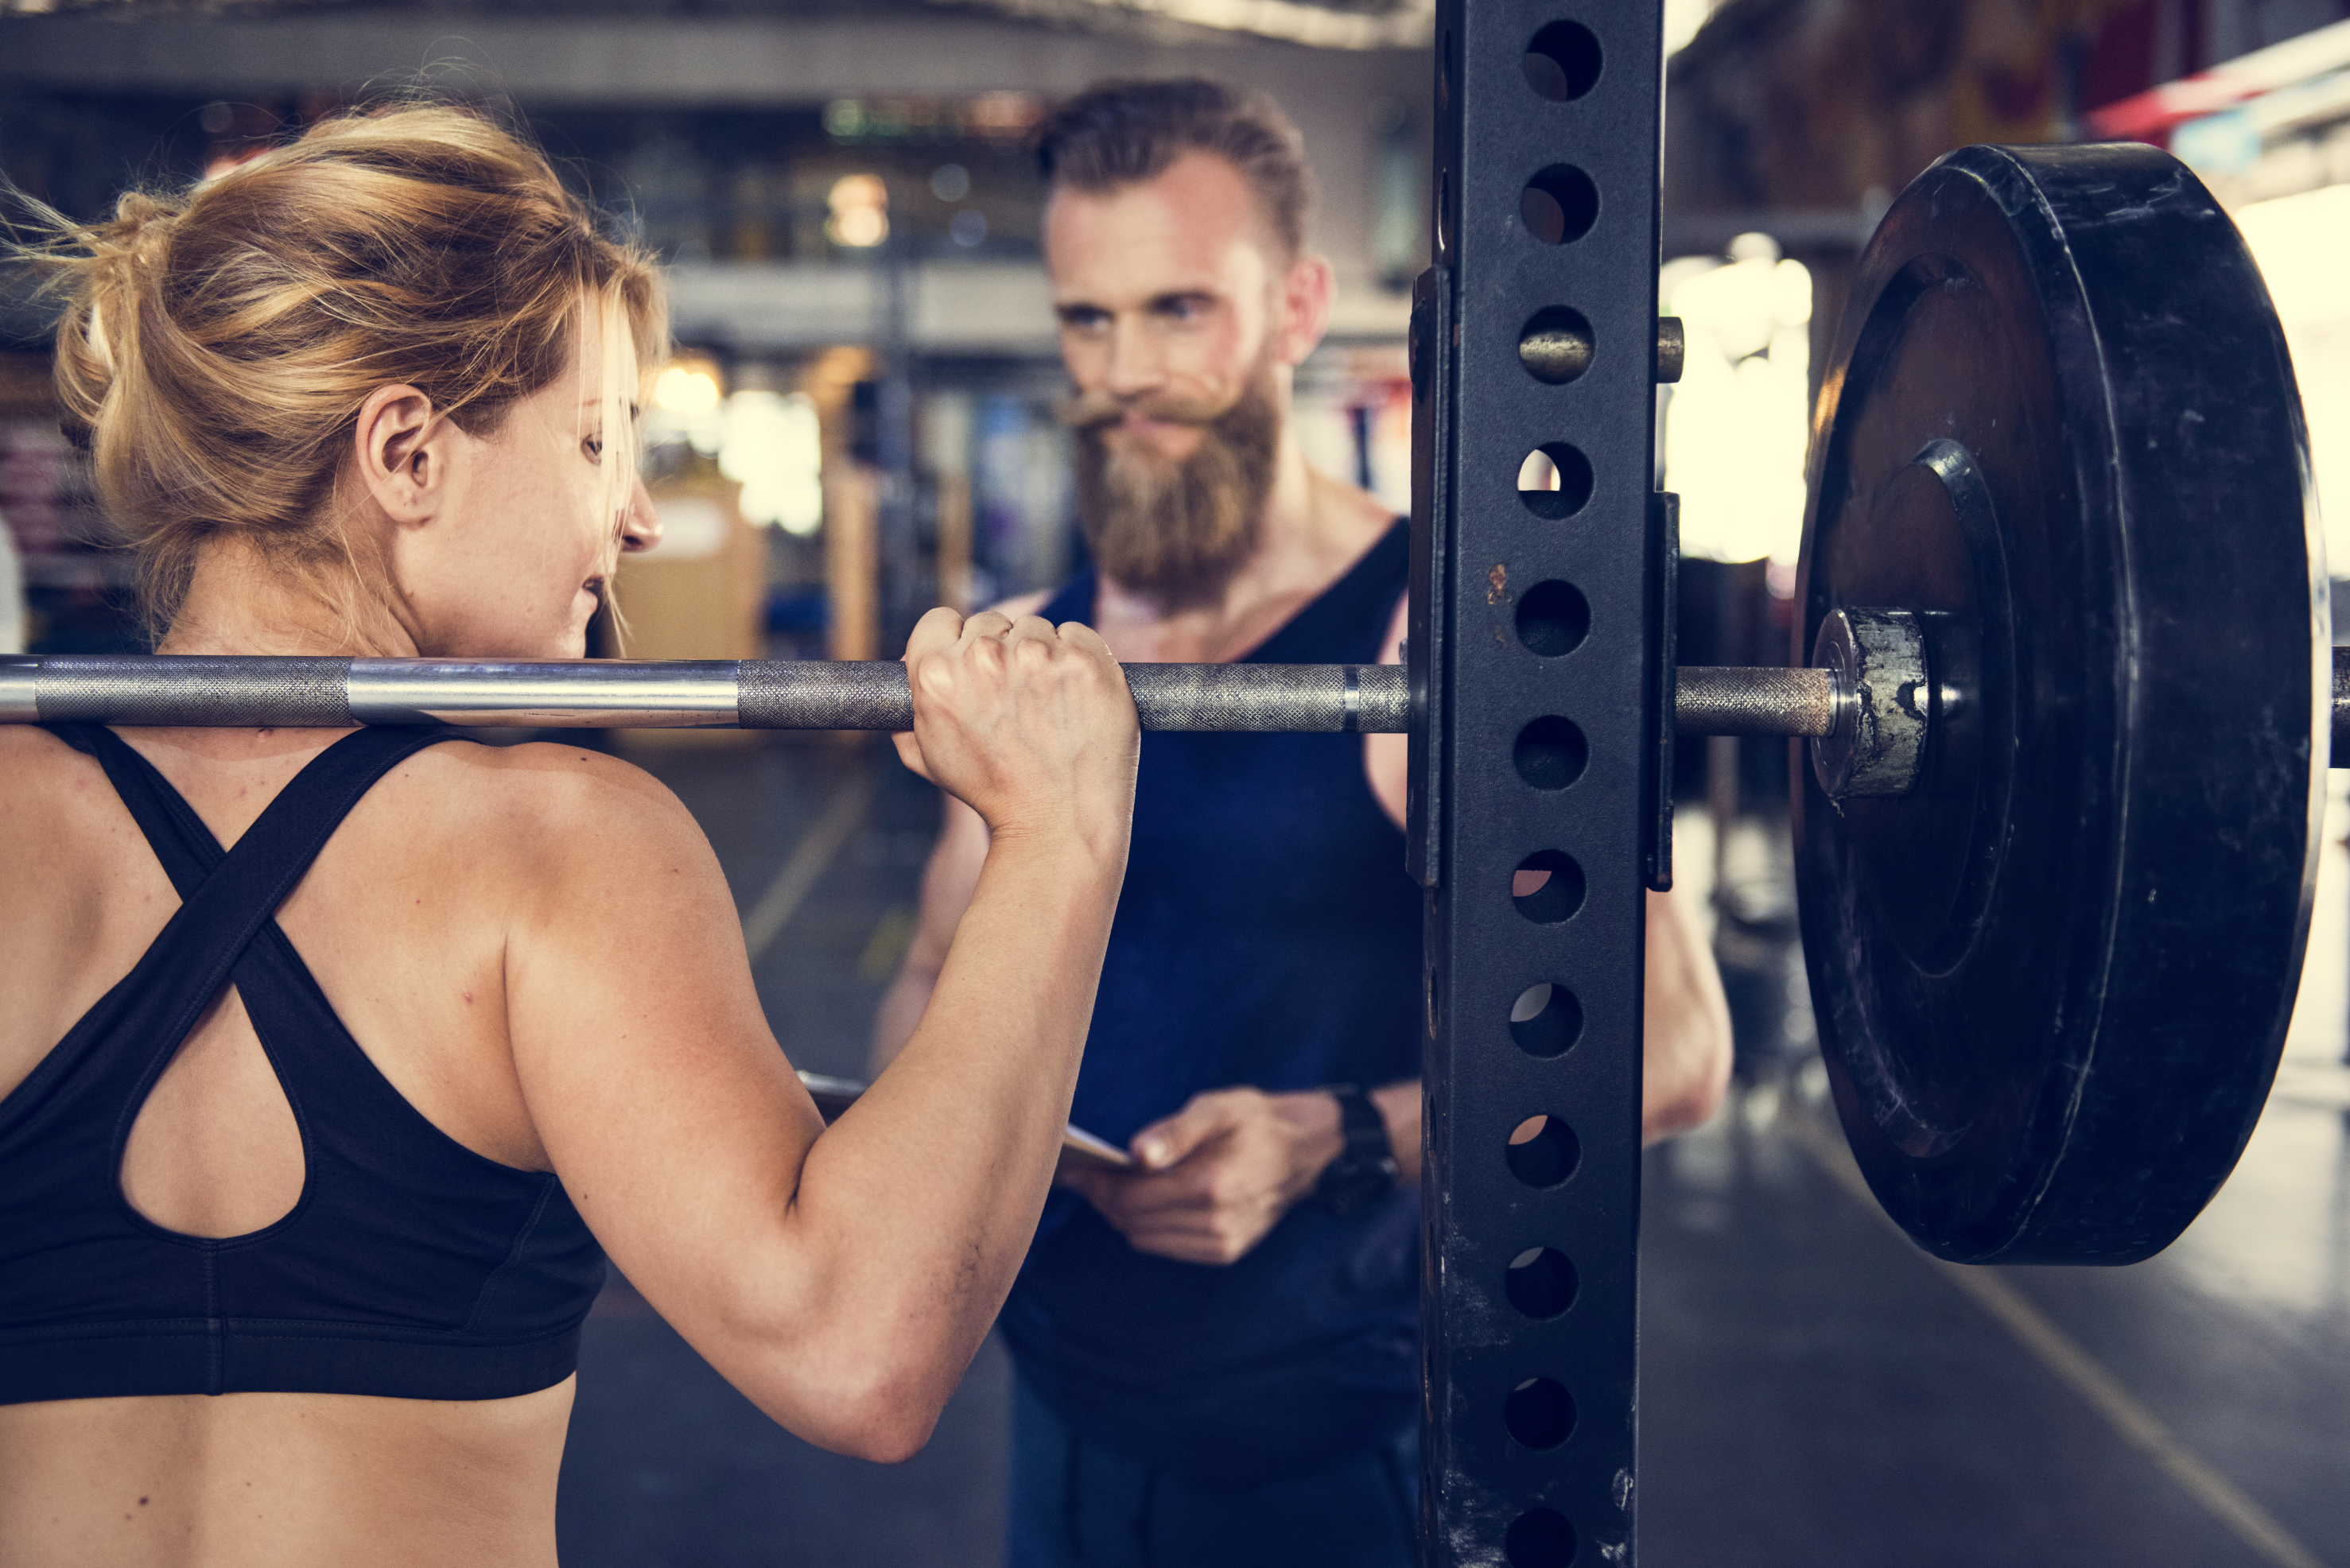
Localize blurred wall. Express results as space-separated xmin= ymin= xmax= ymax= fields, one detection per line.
xmin=0 ymin=9 xmax=1427 ymax=340
xmin=1668 ymin=0 xmax=2349 ymax=219
xmin=1663 ymin=0 xmax=2350 ymax=412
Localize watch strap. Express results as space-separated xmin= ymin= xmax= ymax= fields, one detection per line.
xmin=1327 ymin=1082 xmax=1385 ymax=1150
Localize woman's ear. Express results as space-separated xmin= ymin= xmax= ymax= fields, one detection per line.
xmin=352 ymin=384 xmax=448 ymax=524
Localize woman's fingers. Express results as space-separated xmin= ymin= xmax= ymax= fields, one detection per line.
xmin=897 ymin=604 xmax=1136 ymax=842
xmin=955 ymin=610 xmax=1016 ymax=654
xmin=905 ymin=605 xmax=968 ymax=662
xmin=1055 ymin=619 xmax=1114 ymax=659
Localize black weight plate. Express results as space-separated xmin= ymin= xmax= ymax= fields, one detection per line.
xmin=1792 ymin=143 xmax=2326 ymax=1265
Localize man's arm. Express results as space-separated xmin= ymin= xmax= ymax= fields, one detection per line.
xmin=1640 ymin=874 xmax=1733 ymax=1137
xmin=1067 ymin=593 xmax=1732 ymax=1268
xmin=1061 ymin=891 xmax=1723 ymax=1267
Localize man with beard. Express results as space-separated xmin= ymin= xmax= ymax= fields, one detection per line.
xmin=872 ymin=78 xmax=1730 ymax=1567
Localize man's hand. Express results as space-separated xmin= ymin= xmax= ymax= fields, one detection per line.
xmin=1059 ymin=1088 xmax=1346 ymax=1266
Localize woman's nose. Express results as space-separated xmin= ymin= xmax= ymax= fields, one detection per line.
xmin=620 ymin=478 xmax=662 ymax=553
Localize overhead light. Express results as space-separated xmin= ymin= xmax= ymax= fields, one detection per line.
xmin=826 ymin=173 xmax=889 ymax=249
xmin=721 ymin=391 xmax=826 ymax=536
xmin=652 ymin=361 xmax=723 ymax=418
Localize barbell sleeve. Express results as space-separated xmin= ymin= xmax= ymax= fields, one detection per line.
xmin=1672 ymin=666 xmax=1839 ymax=738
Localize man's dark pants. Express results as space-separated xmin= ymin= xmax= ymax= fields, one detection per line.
xmin=1005 ymin=1374 xmax=1420 ymax=1567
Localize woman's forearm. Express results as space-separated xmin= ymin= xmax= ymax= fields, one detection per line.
xmin=752 ymin=829 xmax=1125 ymax=1455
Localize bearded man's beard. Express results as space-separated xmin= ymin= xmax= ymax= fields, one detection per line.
xmin=1068 ymin=364 xmax=1280 ymax=607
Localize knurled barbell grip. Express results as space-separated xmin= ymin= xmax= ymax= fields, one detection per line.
xmin=737 ymin=661 xmax=1413 ymax=732
xmin=1673 ymin=666 xmax=1840 ymax=738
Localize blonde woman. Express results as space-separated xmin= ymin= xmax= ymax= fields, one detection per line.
xmin=0 ymin=105 xmax=1138 ymax=1566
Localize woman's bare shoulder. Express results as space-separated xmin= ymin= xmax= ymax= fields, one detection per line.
xmin=0 ymin=725 xmax=106 ymax=816
xmin=398 ymin=738 xmax=702 ymax=847
xmin=385 ymin=739 xmax=727 ymax=918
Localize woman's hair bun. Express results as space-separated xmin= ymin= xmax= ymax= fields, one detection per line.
xmin=15 ymin=100 xmax=666 ymax=640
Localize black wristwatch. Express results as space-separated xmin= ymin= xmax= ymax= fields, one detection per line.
xmin=1315 ymin=1084 xmax=1400 ymax=1216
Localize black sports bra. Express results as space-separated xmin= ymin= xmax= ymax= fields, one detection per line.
xmin=0 ymin=724 xmax=603 ymax=1404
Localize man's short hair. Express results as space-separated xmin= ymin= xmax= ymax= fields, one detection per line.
xmin=1035 ymin=78 xmax=1315 ymax=258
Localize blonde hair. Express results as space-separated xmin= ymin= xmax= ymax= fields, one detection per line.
xmin=21 ymin=102 xmax=666 ymax=641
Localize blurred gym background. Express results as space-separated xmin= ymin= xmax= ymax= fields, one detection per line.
xmin=3 ymin=2 xmax=2348 ymax=1564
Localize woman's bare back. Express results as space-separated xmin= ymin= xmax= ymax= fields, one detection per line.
xmin=0 ymin=723 xmax=599 ymax=1567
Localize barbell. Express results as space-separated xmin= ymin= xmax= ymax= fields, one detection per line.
xmin=12 ymin=643 xmax=2341 ymax=774
xmin=0 ymin=142 xmax=2326 ymax=1270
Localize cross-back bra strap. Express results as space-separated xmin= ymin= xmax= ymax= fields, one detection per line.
xmin=43 ymin=724 xmax=230 ymax=898
xmin=48 ymin=725 xmax=464 ymax=1068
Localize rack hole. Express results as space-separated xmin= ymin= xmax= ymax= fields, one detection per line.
xmin=1507 ymin=1248 xmax=1578 ymax=1321
xmin=1517 ymin=443 xmax=1594 ymax=518
xmin=1516 ymin=580 xmax=1590 ymax=656
xmin=1518 ymin=307 xmax=1595 ymax=385
xmin=1523 ymin=21 xmax=1602 ymax=101
xmin=1505 ymin=1376 xmax=1578 ymax=1450
xmin=1513 ymin=850 xmax=1585 ymax=924
xmin=1505 ymin=1507 xmax=1579 ymax=1567
xmin=1508 ymin=1115 xmax=1581 ymax=1188
xmin=1514 ymin=716 xmax=1587 ymax=790
xmin=1521 ymin=164 xmax=1599 ymax=246
xmin=1509 ymin=984 xmax=1583 ymax=1059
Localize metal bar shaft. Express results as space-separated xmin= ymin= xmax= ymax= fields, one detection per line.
xmin=0 ymin=655 xmax=1414 ymax=734
xmin=10 ymin=648 xmax=2339 ymax=740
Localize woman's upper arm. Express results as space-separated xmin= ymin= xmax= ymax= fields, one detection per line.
xmin=494 ymin=748 xmax=822 ymax=1345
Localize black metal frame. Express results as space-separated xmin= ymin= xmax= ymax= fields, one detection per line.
xmin=1412 ymin=3 xmax=1665 ymax=1563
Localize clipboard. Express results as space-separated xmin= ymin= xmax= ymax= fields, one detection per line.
xmin=797 ymin=1071 xmax=1133 ymax=1172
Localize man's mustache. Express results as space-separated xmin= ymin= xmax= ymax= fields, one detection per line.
xmin=1055 ymin=387 xmax=1232 ymax=431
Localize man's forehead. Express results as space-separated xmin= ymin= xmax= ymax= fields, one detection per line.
xmin=1044 ymin=152 xmax=1280 ymax=296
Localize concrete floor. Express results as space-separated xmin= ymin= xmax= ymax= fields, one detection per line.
xmin=555 ymin=738 xmax=2350 ymax=1568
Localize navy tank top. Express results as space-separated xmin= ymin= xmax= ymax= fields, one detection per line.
xmin=0 ymin=724 xmax=604 ymax=1405
xmin=1000 ymin=521 xmax=1422 ymax=1489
